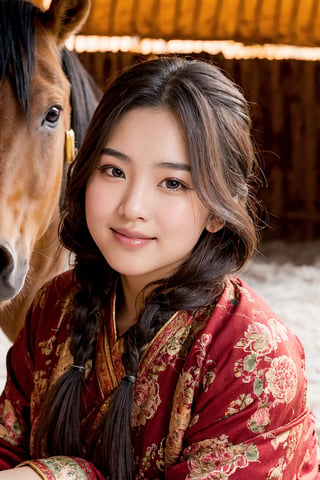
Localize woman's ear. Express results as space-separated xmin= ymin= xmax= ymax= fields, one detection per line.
xmin=205 ymin=217 xmax=224 ymax=233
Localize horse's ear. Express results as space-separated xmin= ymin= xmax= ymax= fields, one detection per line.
xmin=42 ymin=0 xmax=90 ymax=45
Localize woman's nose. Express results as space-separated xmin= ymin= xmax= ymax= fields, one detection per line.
xmin=118 ymin=183 xmax=150 ymax=220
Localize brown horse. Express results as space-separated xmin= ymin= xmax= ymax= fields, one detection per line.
xmin=0 ymin=0 xmax=101 ymax=341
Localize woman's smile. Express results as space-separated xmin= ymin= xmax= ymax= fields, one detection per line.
xmin=111 ymin=227 xmax=155 ymax=248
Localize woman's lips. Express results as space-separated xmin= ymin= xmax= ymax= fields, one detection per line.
xmin=111 ymin=228 xmax=155 ymax=248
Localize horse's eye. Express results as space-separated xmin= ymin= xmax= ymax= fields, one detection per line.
xmin=43 ymin=105 xmax=62 ymax=126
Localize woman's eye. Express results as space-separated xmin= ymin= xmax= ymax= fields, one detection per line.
xmin=110 ymin=167 xmax=124 ymax=178
xmin=162 ymin=179 xmax=185 ymax=190
xmin=99 ymin=166 xmax=125 ymax=178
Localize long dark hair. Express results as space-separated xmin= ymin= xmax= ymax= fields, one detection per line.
xmin=34 ymin=56 xmax=262 ymax=479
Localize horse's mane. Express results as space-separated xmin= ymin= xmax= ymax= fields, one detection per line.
xmin=0 ymin=0 xmax=37 ymax=116
xmin=62 ymin=49 xmax=102 ymax=148
xmin=0 ymin=0 xmax=102 ymax=147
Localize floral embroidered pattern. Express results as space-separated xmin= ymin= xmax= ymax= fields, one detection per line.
xmin=270 ymin=424 xmax=303 ymax=461
xmin=0 ymin=399 xmax=22 ymax=446
xmin=231 ymin=318 xmax=298 ymax=425
xmin=265 ymin=356 xmax=297 ymax=405
xmin=132 ymin=377 xmax=161 ymax=428
xmin=23 ymin=456 xmax=88 ymax=480
xmin=235 ymin=321 xmax=283 ymax=357
xmin=132 ymin=310 xmax=213 ymax=432
xmin=139 ymin=440 xmax=165 ymax=476
xmin=248 ymin=406 xmax=271 ymax=433
xmin=266 ymin=424 xmax=304 ymax=479
xmin=38 ymin=336 xmax=57 ymax=356
xmin=224 ymin=393 xmax=254 ymax=418
xmin=165 ymin=371 xmax=194 ymax=468
xmin=165 ymin=332 xmax=217 ymax=469
xmin=184 ymin=436 xmax=259 ymax=479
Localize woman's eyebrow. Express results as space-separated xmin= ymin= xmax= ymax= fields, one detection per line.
xmin=155 ymin=161 xmax=191 ymax=172
xmin=100 ymin=147 xmax=130 ymax=161
xmin=100 ymin=148 xmax=191 ymax=172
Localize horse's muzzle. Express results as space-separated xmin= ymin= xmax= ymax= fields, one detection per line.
xmin=0 ymin=242 xmax=28 ymax=301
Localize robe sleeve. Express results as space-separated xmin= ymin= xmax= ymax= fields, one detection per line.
xmin=164 ymin=280 xmax=320 ymax=479
xmin=18 ymin=456 xmax=105 ymax=479
xmin=0 ymin=277 xmax=106 ymax=479
xmin=0 ymin=302 xmax=37 ymax=469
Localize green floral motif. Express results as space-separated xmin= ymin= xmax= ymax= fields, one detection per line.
xmin=243 ymin=354 xmax=256 ymax=372
xmin=245 ymin=443 xmax=259 ymax=461
xmin=253 ymin=377 xmax=263 ymax=396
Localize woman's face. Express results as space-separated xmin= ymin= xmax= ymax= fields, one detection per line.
xmin=85 ymin=107 xmax=220 ymax=291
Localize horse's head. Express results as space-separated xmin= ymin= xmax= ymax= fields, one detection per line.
xmin=0 ymin=0 xmax=99 ymax=339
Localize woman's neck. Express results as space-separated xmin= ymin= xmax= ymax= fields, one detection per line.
xmin=115 ymin=275 xmax=161 ymax=337
xmin=115 ymin=278 xmax=142 ymax=337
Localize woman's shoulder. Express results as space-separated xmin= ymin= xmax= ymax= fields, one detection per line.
xmin=38 ymin=268 xmax=75 ymax=294
xmin=32 ymin=269 xmax=76 ymax=308
xmin=10 ymin=271 xmax=78 ymax=382
xmin=202 ymin=275 xmax=304 ymax=360
xmin=214 ymin=275 xmax=288 ymax=325
xmin=25 ymin=269 xmax=77 ymax=336
xmin=185 ymin=276 xmax=307 ymax=420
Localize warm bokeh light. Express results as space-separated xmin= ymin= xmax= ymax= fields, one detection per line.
xmin=66 ymin=35 xmax=320 ymax=61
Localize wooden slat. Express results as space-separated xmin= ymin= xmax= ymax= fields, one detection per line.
xmin=73 ymin=0 xmax=320 ymax=47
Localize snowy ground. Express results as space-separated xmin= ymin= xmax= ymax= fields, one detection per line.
xmin=0 ymin=240 xmax=319 ymax=449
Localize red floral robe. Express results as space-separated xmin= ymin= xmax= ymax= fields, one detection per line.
xmin=0 ymin=270 xmax=318 ymax=479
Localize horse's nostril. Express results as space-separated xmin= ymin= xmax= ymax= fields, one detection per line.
xmin=0 ymin=246 xmax=14 ymax=273
xmin=0 ymin=244 xmax=26 ymax=302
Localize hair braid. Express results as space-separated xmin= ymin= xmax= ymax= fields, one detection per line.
xmin=91 ymin=296 xmax=170 ymax=479
xmin=34 ymin=265 xmax=107 ymax=457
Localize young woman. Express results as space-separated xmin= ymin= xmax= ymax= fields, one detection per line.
xmin=0 ymin=57 xmax=318 ymax=479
